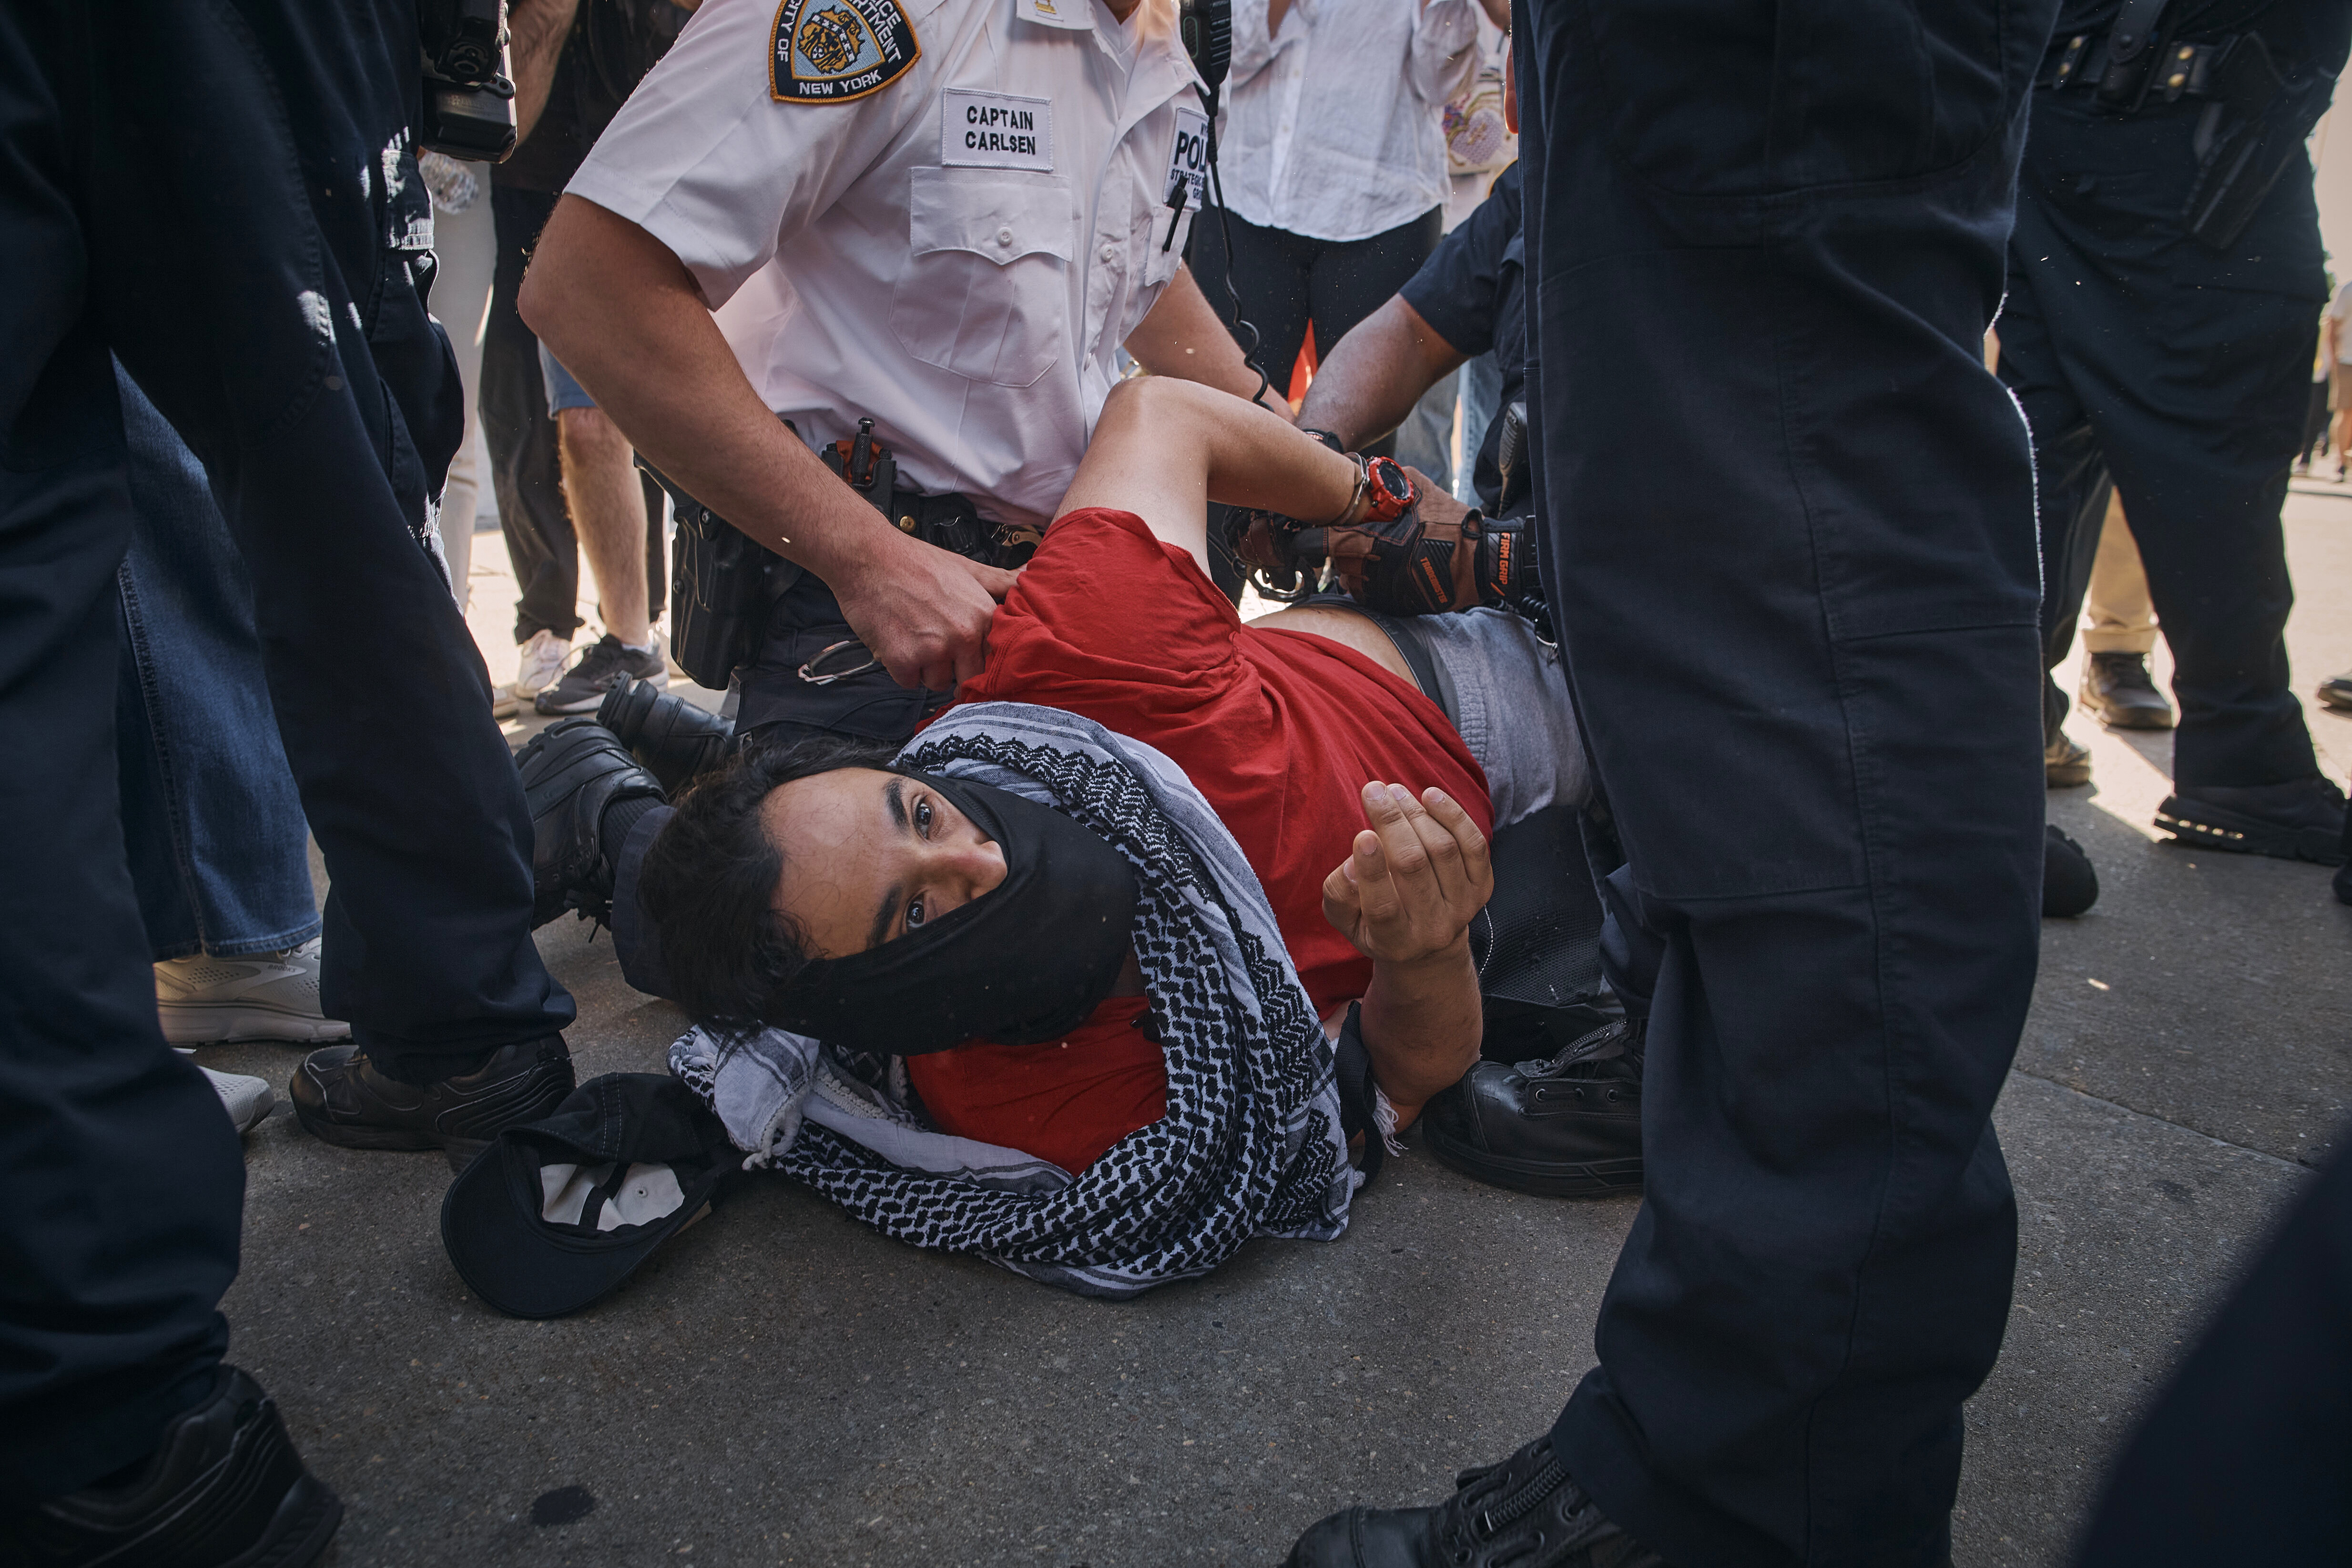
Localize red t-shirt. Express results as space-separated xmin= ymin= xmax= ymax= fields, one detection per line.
xmin=904 ymin=507 xmax=1490 ymax=1173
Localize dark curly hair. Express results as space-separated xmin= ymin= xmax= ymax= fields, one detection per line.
xmin=635 ymin=732 xmax=898 ymax=1029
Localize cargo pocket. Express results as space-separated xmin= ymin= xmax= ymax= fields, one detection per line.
xmin=890 ymin=166 xmax=1076 ymax=387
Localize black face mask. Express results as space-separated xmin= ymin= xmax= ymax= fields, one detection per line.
xmin=770 ymin=773 xmax=1139 ymax=1055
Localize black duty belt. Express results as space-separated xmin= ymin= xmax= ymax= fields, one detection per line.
xmin=819 ymin=416 xmax=1039 ymax=568
xmin=2042 ymin=27 xmax=2236 ymax=104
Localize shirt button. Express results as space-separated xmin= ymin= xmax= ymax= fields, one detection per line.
xmin=997 ymin=226 xmax=1015 ymax=247
xmin=1100 ymin=242 xmax=1118 ymax=263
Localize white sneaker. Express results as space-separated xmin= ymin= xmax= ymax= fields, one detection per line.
xmin=492 ymin=683 xmax=520 ymax=720
xmin=513 ymin=627 xmax=571 ymax=699
xmin=201 ymin=1065 xmax=276 ymax=1136
xmin=155 ymin=939 xmax=352 ymax=1046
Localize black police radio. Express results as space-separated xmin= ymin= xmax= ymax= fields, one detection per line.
xmin=1174 ymin=0 xmax=1279 ymax=412
xmin=419 ymin=0 xmax=520 ymax=162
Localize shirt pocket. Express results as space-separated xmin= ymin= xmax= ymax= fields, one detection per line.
xmin=891 ymin=167 xmax=1076 ymax=387
xmin=1143 ymin=206 xmax=1190 ymax=290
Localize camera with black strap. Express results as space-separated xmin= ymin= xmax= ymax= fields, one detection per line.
xmin=646 ymin=417 xmax=1040 ymax=691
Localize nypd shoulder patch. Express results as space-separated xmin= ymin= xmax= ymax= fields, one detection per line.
xmin=771 ymin=0 xmax=920 ymax=104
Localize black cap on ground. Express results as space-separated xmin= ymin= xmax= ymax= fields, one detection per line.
xmin=440 ymin=1073 xmax=740 ymax=1319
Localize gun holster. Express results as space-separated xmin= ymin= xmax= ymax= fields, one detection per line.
xmin=2181 ymin=32 xmax=2297 ymax=251
xmin=645 ymin=447 xmax=801 ymax=693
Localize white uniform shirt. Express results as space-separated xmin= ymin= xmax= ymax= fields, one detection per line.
xmin=567 ymin=0 xmax=1209 ymax=528
xmin=1217 ymin=0 xmax=1477 ymax=244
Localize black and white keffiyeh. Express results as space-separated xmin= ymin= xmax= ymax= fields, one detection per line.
xmin=668 ymin=701 xmax=1354 ymax=1297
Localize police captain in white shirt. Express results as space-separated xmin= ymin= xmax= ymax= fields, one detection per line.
xmin=521 ymin=0 xmax=1280 ymax=725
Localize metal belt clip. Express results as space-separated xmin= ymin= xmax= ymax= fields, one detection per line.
xmin=797 ymin=639 xmax=881 ymax=686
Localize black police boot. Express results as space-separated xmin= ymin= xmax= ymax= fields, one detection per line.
xmin=597 ymin=675 xmax=735 ymax=791
xmin=2078 ymin=651 xmax=2174 ymax=730
xmin=291 ymin=1037 xmax=575 ymax=1169
xmin=1418 ymin=1018 xmax=1643 ymax=1198
xmin=517 ymin=717 xmax=666 ymax=928
xmin=2155 ymin=776 xmax=2348 ymax=865
xmin=1285 ymin=1436 xmax=1666 ymax=1568
xmin=1 ymin=1366 xmax=340 ymax=1568
xmin=2043 ymin=823 xmax=2099 ymax=918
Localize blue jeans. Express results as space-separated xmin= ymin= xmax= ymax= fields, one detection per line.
xmin=1456 ymin=349 xmax=1503 ymax=506
xmin=1392 ymin=368 xmax=1459 ymax=494
xmin=113 ymin=366 xmax=319 ymax=959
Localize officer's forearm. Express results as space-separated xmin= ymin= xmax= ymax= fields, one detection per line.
xmin=519 ymin=195 xmax=901 ymax=586
xmin=1294 ymin=295 xmax=1466 ymax=450
xmin=1126 ymin=266 xmax=1293 ymax=416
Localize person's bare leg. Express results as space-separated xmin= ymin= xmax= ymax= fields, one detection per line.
xmin=555 ymin=406 xmax=651 ymax=647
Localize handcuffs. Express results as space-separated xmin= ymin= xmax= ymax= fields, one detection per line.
xmin=1223 ymin=433 xmax=1541 ymax=619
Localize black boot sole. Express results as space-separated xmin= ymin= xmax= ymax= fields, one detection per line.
xmin=2085 ymin=701 xmax=2174 ymax=732
xmin=1422 ymin=1130 xmax=1644 ymax=1198
xmin=235 ymin=1472 xmax=342 ymax=1568
xmin=2154 ymin=796 xmax=2348 ymax=866
xmin=291 ymin=1110 xmax=509 ymax=1172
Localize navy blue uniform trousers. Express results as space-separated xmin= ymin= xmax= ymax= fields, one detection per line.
xmin=1515 ymin=2 xmax=2052 ymax=1563
xmin=1999 ymin=88 xmax=2327 ymax=788
xmin=0 ymin=0 xmax=572 ymax=1498
xmin=2074 ymin=1137 xmax=2352 ymax=1564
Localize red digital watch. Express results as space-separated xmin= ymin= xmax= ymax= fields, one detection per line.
xmin=1358 ymin=455 xmax=1417 ymax=523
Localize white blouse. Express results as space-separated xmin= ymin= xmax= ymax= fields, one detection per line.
xmin=1216 ymin=0 xmax=1480 ymax=244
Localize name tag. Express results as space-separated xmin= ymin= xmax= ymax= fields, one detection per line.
xmin=1014 ymin=0 xmax=1091 ymax=30
xmin=1165 ymin=106 xmax=1209 ymax=207
xmin=942 ymin=90 xmax=1054 ymax=171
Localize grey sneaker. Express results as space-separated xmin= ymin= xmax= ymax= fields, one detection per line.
xmin=155 ymin=939 xmax=350 ymax=1046
xmin=200 ymin=1066 xmax=276 ymax=1136
xmin=534 ymin=634 xmax=669 ymax=715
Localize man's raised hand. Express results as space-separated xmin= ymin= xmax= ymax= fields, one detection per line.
xmin=1321 ymin=782 xmax=1493 ymax=966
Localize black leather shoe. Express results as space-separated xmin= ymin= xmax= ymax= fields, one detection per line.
xmin=1419 ymin=1018 xmax=1643 ymax=1198
xmin=291 ymin=1036 xmax=574 ymax=1168
xmin=517 ymin=717 xmax=665 ymax=928
xmin=2079 ymin=651 xmax=2174 ymax=730
xmin=1286 ymin=1436 xmax=1666 ymax=1568
xmin=597 ymin=676 xmax=735 ymax=791
xmin=1 ymin=1365 xmax=340 ymax=1568
xmin=2155 ymin=776 xmax=2347 ymax=865
xmin=2044 ymin=823 xmax=2098 ymax=918
xmin=2318 ymin=670 xmax=2352 ymax=712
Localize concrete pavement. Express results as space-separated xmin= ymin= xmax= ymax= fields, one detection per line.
xmin=189 ymin=489 xmax=2352 ymax=1566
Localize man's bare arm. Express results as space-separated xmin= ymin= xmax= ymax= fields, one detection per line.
xmin=1056 ymin=377 xmax=1360 ymax=571
xmin=1124 ymin=264 xmax=1293 ymax=417
xmin=507 ymin=0 xmax=584 ymax=143
xmin=519 ymin=195 xmax=1013 ymax=691
xmin=1323 ymin=782 xmax=1490 ymax=1128
xmin=1294 ymin=295 xmax=1466 ymax=450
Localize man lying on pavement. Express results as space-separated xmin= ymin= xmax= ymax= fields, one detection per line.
xmin=520 ymin=378 xmax=1629 ymax=1294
